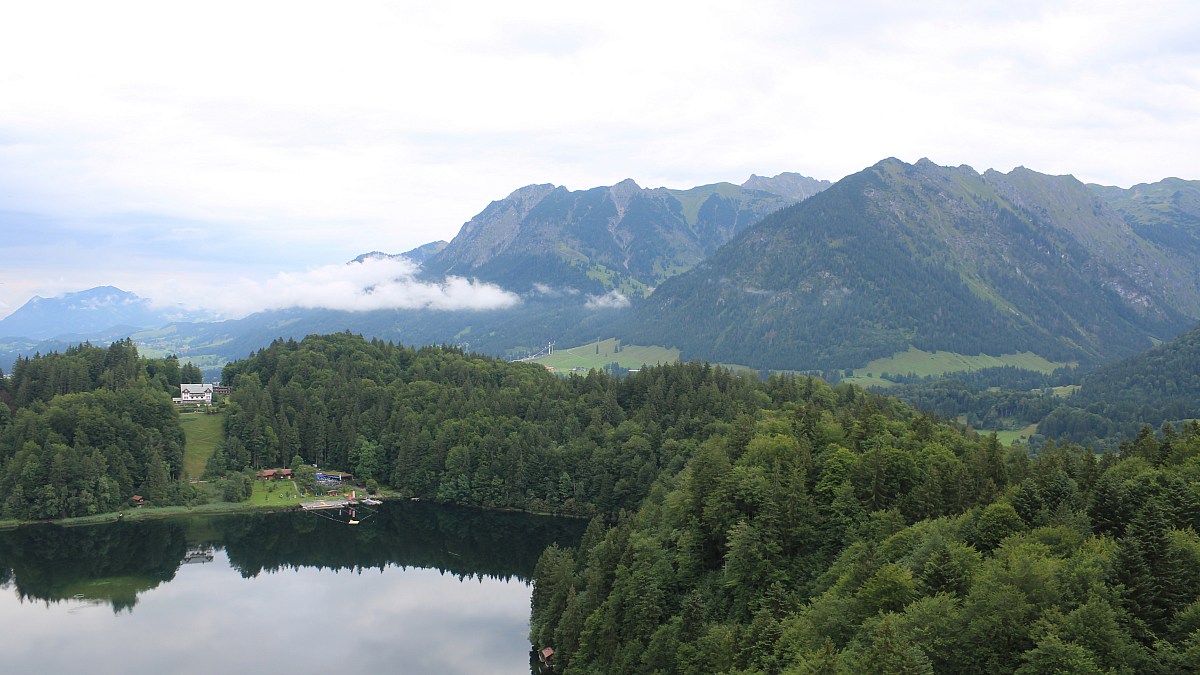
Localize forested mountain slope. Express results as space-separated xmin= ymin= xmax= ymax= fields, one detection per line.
xmin=422 ymin=174 xmax=828 ymax=295
xmin=1039 ymin=322 xmax=1200 ymax=443
xmin=214 ymin=332 xmax=777 ymax=516
xmin=631 ymin=158 xmax=1200 ymax=370
xmin=153 ymin=291 xmax=627 ymax=371
xmin=531 ymin=378 xmax=1200 ymax=673
xmin=0 ymin=341 xmax=201 ymax=519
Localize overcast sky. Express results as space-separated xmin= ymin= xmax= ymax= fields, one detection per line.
xmin=2 ymin=0 xmax=1198 ymax=319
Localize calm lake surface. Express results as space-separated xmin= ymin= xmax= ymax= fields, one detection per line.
xmin=0 ymin=501 xmax=584 ymax=674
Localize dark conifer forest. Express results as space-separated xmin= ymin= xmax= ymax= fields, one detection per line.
xmin=0 ymin=341 xmax=197 ymax=518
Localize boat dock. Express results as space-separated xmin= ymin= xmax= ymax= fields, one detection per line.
xmin=300 ymin=499 xmax=356 ymax=511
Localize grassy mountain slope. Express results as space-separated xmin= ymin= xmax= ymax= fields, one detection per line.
xmin=529 ymin=338 xmax=680 ymax=372
xmin=1091 ymin=177 xmax=1200 ymax=253
xmin=631 ymin=158 xmax=1200 ymax=371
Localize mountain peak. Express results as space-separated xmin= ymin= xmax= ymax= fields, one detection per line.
xmin=0 ymin=286 xmax=206 ymax=341
xmin=424 ymin=173 xmax=828 ymax=294
xmin=633 ymin=156 xmax=1200 ymax=370
xmin=741 ymin=172 xmax=831 ymax=200
xmin=609 ymin=178 xmax=642 ymax=215
xmin=350 ymin=251 xmax=400 ymax=264
xmin=504 ymin=183 xmax=558 ymax=204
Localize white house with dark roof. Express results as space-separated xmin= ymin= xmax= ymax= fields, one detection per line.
xmin=175 ymin=383 xmax=214 ymax=405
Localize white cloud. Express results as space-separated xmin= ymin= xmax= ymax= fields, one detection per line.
xmin=530 ymin=283 xmax=581 ymax=297
xmin=2 ymin=1 xmax=1200 ymax=315
xmin=158 ymin=257 xmax=520 ymax=318
xmin=585 ymin=290 xmax=631 ymax=310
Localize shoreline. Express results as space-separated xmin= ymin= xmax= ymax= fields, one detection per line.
xmin=0 ymin=500 xmax=295 ymax=530
xmin=0 ymin=493 xmax=591 ymax=530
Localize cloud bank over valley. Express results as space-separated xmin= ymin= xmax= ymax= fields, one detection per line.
xmin=159 ymin=257 xmax=521 ymax=319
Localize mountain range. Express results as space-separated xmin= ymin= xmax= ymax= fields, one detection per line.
xmin=421 ymin=173 xmax=829 ymax=295
xmin=630 ymin=159 xmax=1200 ymax=369
xmin=2 ymin=160 xmax=1199 ymax=387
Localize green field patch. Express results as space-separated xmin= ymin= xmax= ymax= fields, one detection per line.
xmin=713 ymin=362 xmax=766 ymax=377
xmin=532 ymin=338 xmax=680 ymax=372
xmin=181 ymin=412 xmax=224 ymax=479
xmin=842 ymin=375 xmax=898 ymax=389
xmin=249 ymin=479 xmax=304 ymax=506
xmin=60 ymin=576 xmax=160 ymax=604
xmin=850 ymin=347 xmax=1071 ymax=380
xmin=985 ymin=423 xmax=1039 ymax=446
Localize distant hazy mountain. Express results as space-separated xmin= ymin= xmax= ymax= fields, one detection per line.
xmin=630 ymin=158 xmax=1200 ymax=370
xmin=0 ymin=286 xmax=210 ymax=341
xmin=422 ymin=173 xmax=829 ymax=295
xmin=401 ymin=240 xmax=450 ymax=265
xmin=352 ymin=240 xmax=449 ymax=266
xmin=741 ymin=172 xmax=831 ymax=201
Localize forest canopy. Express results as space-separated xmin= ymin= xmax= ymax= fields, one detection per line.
xmin=3 ymin=332 xmax=1198 ymax=672
xmin=0 ymin=341 xmax=200 ymax=519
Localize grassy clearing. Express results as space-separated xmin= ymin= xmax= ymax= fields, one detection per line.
xmin=532 ymin=338 xmax=680 ymax=372
xmin=843 ymin=375 xmax=898 ymax=389
xmin=61 ymin=576 xmax=159 ymax=603
xmin=989 ymin=423 xmax=1039 ymax=446
xmin=848 ymin=347 xmax=1072 ymax=381
xmin=0 ymin=473 xmax=314 ymax=531
xmin=714 ymin=362 xmax=765 ymax=377
xmin=248 ymin=479 xmax=304 ymax=506
xmin=4 ymin=499 xmax=293 ymax=530
xmin=180 ymin=412 xmax=224 ymax=479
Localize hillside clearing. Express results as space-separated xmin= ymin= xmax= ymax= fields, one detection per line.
xmin=181 ymin=412 xmax=223 ymax=479
xmin=531 ymin=338 xmax=680 ymax=372
xmin=847 ymin=346 xmax=1072 ymax=381
xmin=990 ymin=423 xmax=1039 ymax=446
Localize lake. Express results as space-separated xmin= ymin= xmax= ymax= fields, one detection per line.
xmin=0 ymin=501 xmax=585 ymax=674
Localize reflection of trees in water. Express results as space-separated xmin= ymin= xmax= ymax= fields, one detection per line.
xmin=217 ymin=501 xmax=586 ymax=581
xmin=0 ymin=502 xmax=584 ymax=611
xmin=0 ymin=520 xmax=187 ymax=612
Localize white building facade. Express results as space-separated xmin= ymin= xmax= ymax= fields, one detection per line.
xmin=175 ymin=383 xmax=214 ymax=405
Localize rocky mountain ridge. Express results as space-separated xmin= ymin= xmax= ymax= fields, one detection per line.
xmin=421 ymin=172 xmax=830 ymax=295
